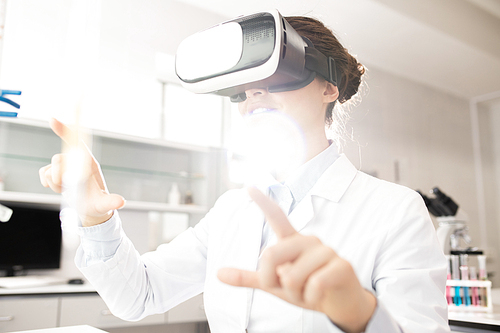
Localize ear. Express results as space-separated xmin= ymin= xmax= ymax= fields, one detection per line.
xmin=322 ymin=82 xmax=339 ymax=104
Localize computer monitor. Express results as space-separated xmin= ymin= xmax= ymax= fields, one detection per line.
xmin=0 ymin=202 xmax=62 ymax=276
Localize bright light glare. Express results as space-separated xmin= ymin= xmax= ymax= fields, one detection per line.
xmin=234 ymin=110 xmax=306 ymax=186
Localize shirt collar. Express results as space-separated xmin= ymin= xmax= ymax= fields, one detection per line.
xmin=283 ymin=143 xmax=340 ymax=207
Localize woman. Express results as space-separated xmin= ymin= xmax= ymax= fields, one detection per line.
xmin=40 ymin=14 xmax=450 ymax=333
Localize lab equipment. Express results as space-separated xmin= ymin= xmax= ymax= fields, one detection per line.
xmin=460 ymin=254 xmax=470 ymax=306
xmin=446 ymin=252 xmax=492 ymax=312
xmin=417 ymin=187 xmax=458 ymax=217
xmin=420 ymin=187 xmax=492 ymax=311
xmin=478 ymin=255 xmax=487 ymax=280
xmin=175 ymin=10 xmax=340 ymax=102
xmin=478 ymin=255 xmax=488 ymax=306
xmin=0 ymin=202 xmax=61 ymax=276
xmin=451 ymin=255 xmax=461 ymax=306
xmin=0 ymin=89 xmax=21 ymax=117
xmin=418 ymin=187 xmax=471 ymax=255
xmin=445 ymin=255 xmax=452 ymax=304
xmin=469 ymin=266 xmax=479 ymax=306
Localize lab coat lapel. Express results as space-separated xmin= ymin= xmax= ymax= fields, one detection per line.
xmin=288 ymin=154 xmax=358 ymax=232
xmin=288 ymin=194 xmax=314 ymax=232
xmin=238 ymin=198 xmax=265 ymax=329
xmin=206 ymin=194 xmax=264 ymax=332
xmin=310 ymin=154 xmax=358 ymax=203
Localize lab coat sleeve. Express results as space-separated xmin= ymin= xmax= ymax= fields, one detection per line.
xmin=76 ymin=212 xmax=123 ymax=266
xmin=74 ymin=208 xmax=211 ymax=321
xmin=367 ymin=190 xmax=450 ymax=333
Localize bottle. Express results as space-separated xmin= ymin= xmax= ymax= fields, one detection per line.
xmin=184 ymin=190 xmax=193 ymax=204
xmin=168 ymin=183 xmax=181 ymax=205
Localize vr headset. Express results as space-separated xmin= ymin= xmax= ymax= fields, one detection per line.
xmin=175 ymin=9 xmax=341 ymax=102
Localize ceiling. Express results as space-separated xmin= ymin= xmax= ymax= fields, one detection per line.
xmin=174 ymin=0 xmax=500 ymax=101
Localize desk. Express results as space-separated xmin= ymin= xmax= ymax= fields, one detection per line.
xmin=12 ymin=325 xmax=107 ymax=333
xmin=0 ymin=282 xmax=205 ymax=332
xmin=0 ymin=283 xmax=97 ymax=297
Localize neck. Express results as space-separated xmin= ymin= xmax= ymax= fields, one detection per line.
xmin=273 ymin=129 xmax=330 ymax=183
xmin=303 ymin=128 xmax=330 ymax=162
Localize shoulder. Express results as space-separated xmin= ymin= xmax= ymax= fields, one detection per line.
xmin=338 ymin=169 xmax=428 ymax=225
xmin=205 ymin=188 xmax=250 ymax=217
xmin=213 ymin=188 xmax=249 ymax=205
xmin=353 ymin=171 xmax=421 ymax=202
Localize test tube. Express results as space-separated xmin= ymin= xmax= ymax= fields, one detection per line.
xmin=460 ymin=254 xmax=470 ymax=306
xmin=451 ymin=255 xmax=461 ymax=305
xmin=478 ymin=255 xmax=487 ymax=306
xmin=478 ymin=255 xmax=487 ymax=280
xmin=445 ymin=255 xmax=452 ymax=305
xmin=470 ymin=266 xmax=479 ymax=306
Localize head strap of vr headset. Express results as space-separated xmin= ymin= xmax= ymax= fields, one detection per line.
xmin=229 ymin=37 xmax=341 ymax=102
xmin=302 ymin=37 xmax=341 ymax=87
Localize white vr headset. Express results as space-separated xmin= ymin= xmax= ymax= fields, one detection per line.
xmin=175 ymin=9 xmax=341 ymax=102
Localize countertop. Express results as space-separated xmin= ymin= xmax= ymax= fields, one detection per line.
xmin=0 ymin=280 xmax=96 ymax=297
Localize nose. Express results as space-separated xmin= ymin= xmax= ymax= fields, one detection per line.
xmin=245 ymin=88 xmax=268 ymax=100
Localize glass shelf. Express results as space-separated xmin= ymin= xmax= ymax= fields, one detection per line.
xmin=0 ymin=153 xmax=206 ymax=181
xmin=0 ymin=153 xmax=50 ymax=164
xmin=0 ymin=191 xmax=208 ymax=214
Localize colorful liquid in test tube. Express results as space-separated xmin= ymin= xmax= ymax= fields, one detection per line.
xmin=460 ymin=254 xmax=470 ymax=306
xmin=451 ymin=255 xmax=461 ymax=305
xmin=469 ymin=266 xmax=479 ymax=306
xmin=445 ymin=255 xmax=452 ymax=305
xmin=478 ymin=255 xmax=487 ymax=306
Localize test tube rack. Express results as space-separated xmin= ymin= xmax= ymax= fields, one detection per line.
xmin=446 ymin=279 xmax=492 ymax=312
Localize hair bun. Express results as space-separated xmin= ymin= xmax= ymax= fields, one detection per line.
xmin=338 ymin=55 xmax=365 ymax=104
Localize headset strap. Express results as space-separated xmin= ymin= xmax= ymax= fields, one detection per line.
xmin=303 ymin=37 xmax=341 ymax=87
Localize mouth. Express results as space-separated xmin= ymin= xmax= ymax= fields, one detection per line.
xmin=249 ymin=107 xmax=276 ymax=115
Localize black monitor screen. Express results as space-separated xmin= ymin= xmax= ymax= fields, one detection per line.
xmin=0 ymin=202 xmax=62 ymax=274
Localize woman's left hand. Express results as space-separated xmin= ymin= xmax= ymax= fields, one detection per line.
xmin=217 ymin=187 xmax=377 ymax=333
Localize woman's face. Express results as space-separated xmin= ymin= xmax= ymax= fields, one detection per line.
xmin=237 ymin=78 xmax=338 ymax=134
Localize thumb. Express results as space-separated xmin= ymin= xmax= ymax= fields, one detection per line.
xmin=94 ymin=193 xmax=126 ymax=215
xmin=218 ymin=267 xmax=260 ymax=289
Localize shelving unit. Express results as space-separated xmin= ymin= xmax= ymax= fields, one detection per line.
xmin=0 ymin=117 xmax=226 ymax=213
xmin=0 ymin=117 xmax=221 ymax=331
xmin=0 ymin=116 xmax=229 ymax=255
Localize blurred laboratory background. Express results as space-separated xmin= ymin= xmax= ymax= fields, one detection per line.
xmin=0 ymin=0 xmax=500 ymax=332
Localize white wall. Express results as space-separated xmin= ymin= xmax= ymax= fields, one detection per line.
xmin=0 ymin=0 xmax=226 ymax=141
xmin=341 ymin=66 xmax=492 ymax=280
xmin=477 ymin=99 xmax=500 ymax=286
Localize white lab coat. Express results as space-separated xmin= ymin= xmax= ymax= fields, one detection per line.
xmin=75 ymin=154 xmax=450 ymax=332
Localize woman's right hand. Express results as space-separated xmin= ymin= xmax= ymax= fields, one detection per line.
xmin=39 ymin=118 xmax=125 ymax=227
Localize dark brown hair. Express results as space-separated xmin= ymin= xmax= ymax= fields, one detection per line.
xmin=285 ymin=16 xmax=366 ymax=129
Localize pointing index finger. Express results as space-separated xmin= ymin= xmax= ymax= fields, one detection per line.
xmin=50 ymin=118 xmax=75 ymax=146
xmin=50 ymin=118 xmax=92 ymax=156
xmin=248 ymin=187 xmax=296 ymax=239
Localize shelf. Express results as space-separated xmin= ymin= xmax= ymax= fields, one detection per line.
xmin=0 ymin=191 xmax=61 ymax=206
xmin=0 ymin=153 xmax=206 ymax=180
xmin=100 ymin=164 xmax=205 ymax=180
xmin=123 ymin=201 xmax=207 ymax=214
xmin=92 ymin=128 xmax=214 ymax=153
xmin=0 ymin=117 xmax=217 ymax=153
xmin=0 ymin=191 xmax=207 ymax=214
xmin=0 ymin=117 xmax=222 ymax=215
